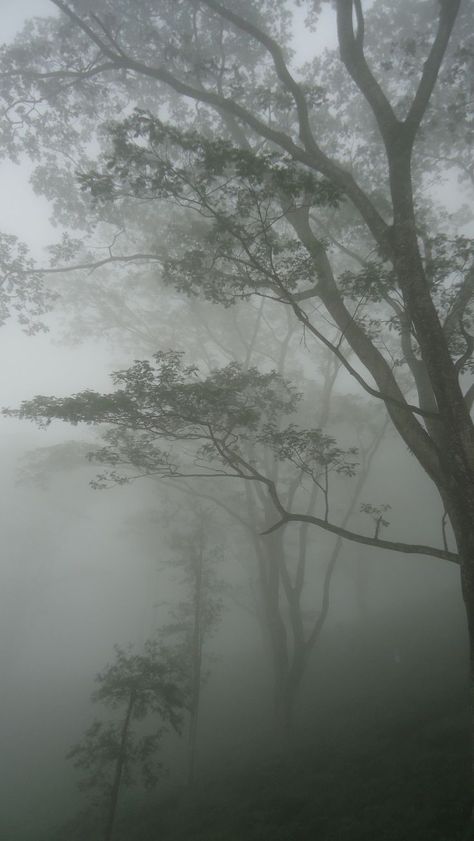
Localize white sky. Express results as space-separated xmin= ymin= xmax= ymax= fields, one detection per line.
xmin=0 ymin=2 xmax=113 ymax=407
xmin=0 ymin=0 xmax=338 ymax=407
xmin=1 ymin=0 xmax=53 ymax=41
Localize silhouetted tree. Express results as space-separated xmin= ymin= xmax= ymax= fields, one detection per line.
xmin=68 ymin=641 xmax=186 ymax=841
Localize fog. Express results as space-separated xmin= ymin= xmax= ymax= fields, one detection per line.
xmin=0 ymin=2 xmax=472 ymax=841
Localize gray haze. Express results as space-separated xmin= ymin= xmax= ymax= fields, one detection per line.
xmin=0 ymin=3 xmax=470 ymax=841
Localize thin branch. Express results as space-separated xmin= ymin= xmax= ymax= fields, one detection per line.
xmin=441 ymin=510 xmax=449 ymax=554
xmin=50 ymin=0 xmax=390 ymax=249
xmin=443 ymin=268 xmax=474 ymax=339
xmin=404 ymin=0 xmax=462 ymax=139
xmin=454 ymin=320 xmax=474 ymax=374
xmin=211 ymin=443 xmax=459 ymax=565
xmin=306 ymin=534 xmax=340 ymax=648
xmin=354 ymin=0 xmax=365 ymax=48
xmin=50 ymin=1 xmax=123 ymax=60
xmin=336 ymin=0 xmax=399 ymax=145
xmin=262 ymin=510 xmax=459 ymax=565
xmin=285 ymin=289 xmax=439 ymax=420
xmin=199 ymin=0 xmax=320 ymax=157
xmin=0 ymin=62 xmax=118 ymax=82
xmin=284 ymin=207 xmax=443 ymax=483
xmin=25 ymin=253 xmax=163 ymax=276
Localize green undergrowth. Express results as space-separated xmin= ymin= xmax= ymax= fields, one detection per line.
xmin=51 ymin=695 xmax=470 ymax=841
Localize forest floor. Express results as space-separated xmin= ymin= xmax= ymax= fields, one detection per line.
xmin=44 ymin=604 xmax=472 ymax=840
xmin=52 ymin=676 xmax=470 ymax=839
xmin=132 ymin=695 xmax=469 ymax=841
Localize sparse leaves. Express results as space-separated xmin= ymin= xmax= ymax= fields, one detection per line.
xmin=67 ymin=641 xmax=187 ymax=799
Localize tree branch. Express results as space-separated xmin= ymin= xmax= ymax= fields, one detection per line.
xmin=404 ymin=0 xmax=462 ymax=138
xmin=26 ymin=253 xmax=163 ymax=276
xmin=336 ymin=0 xmax=399 ymax=145
xmin=199 ymin=0 xmax=320 ymax=156
xmin=285 ymin=289 xmax=438 ymax=420
xmin=283 ymin=206 xmax=443 ymax=483
xmin=50 ymin=0 xmax=390 ymax=250
xmin=0 ymin=62 xmax=118 ymax=83
xmin=49 ymin=1 xmax=124 ymax=61
xmin=218 ymin=445 xmax=457 ymax=565
xmin=263 ymin=510 xmax=459 ymax=565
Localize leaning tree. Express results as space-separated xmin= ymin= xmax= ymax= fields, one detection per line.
xmin=2 ymin=0 xmax=474 ymax=832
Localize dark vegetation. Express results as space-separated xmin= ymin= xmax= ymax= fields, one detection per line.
xmin=40 ymin=598 xmax=470 ymax=841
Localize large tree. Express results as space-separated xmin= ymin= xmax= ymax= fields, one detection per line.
xmin=2 ymin=0 xmax=474 ymax=832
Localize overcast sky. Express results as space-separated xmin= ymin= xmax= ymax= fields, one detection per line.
xmin=0 ymin=0 xmax=338 ymax=407
xmin=0 ymin=1 xmax=116 ymax=416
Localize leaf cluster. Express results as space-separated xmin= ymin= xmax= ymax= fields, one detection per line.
xmin=7 ymin=349 xmax=358 ymax=495
xmin=93 ymin=640 xmax=187 ymax=728
xmin=260 ymin=423 xmax=358 ymax=482
xmin=67 ymin=720 xmax=162 ymax=792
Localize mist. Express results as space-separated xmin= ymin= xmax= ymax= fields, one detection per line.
xmin=0 ymin=2 xmax=473 ymax=841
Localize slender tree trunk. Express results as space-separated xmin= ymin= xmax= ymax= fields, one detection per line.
xmin=459 ymin=564 xmax=474 ymax=840
xmin=463 ymin=613 xmax=474 ymax=840
xmin=264 ymin=532 xmax=290 ymax=723
xmin=282 ymin=646 xmax=308 ymax=735
xmin=443 ymin=492 xmax=474 ymax=838
xmin=187 ymin=689 xmax=201 ymax=787
xmin=187 ymin=545 xmax=204 ymax=787
xmin=104 ymin=688 xmax=136 ymax=841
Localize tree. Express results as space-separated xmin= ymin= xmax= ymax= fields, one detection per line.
xmin=67 ymin=641 xmax=186 ymax=841
xmin=9 ymin=351 xmax=455 ymax=729
xmin=2 ymin=0 xmax=474 ymax=832
xmin=157 ymin=510 xmax=224 ymax=786
xmin=0 ymin=233 xmax=52 ymax=333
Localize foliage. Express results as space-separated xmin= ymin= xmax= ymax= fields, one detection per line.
xmin=68 ymin=719 xmax=162 ymax=792
xmin=92 ymin=641 xmax=186 ymax=728
xmin=5 ymin=350 xmax=358 ymax=508
xmin=68 ymin=641 xmax=187 ymax=797
xmin=0 ymin=233 xmax=54 ymax=332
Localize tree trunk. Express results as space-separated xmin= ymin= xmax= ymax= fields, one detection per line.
xmin=104 ymin=688 xmax=136 ymax=841
xmin=460 ymin=571 xmax=474 ymax=840
xmin=282 ymin=646 xmax=308 ymax=735
xmin=187 ymin=545 xmax=204 ymax=788
xmin=443 ymin=493 xmax=474 ymax=837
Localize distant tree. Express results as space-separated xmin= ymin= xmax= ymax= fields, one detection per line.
xmin=7 ymin=351 xmax=452 ymax=567
xmin=68 ymin=641 xmax=186 ymax=841
xmin=9 ymin=354 xmax=456 ymax=740
xmin=160 ymin=513 xmax=224 ymax=785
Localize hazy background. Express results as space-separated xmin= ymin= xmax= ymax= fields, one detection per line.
xmin=0 ymin=3 xmax=469 ymax=840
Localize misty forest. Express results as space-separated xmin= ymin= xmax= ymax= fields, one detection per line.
xmin=0 ymin=0 xmax=473 ymax=839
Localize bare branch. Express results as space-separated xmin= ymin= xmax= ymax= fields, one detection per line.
xmin=199 ymin=0 xmax=320 ymax=156
xmin=336 ymin=0 xmax=399 ymax=145
xmin=26 ymin=253 xmax=163 ymax=276
xmin=0 ymin=62 xmax=118 ymax=83
xmin=263 ymin=511 xmax=459 ymax=565
xmin=404 ymin=0 xmax=462 ymax=139
xmin=49 ymin=1 xmax=124 ymax=61
xmin=284 ymin=206 xmax=443 ymax=482
xmin=283 ymin=275 xmax=440 ymax=421
xmin=443 ymin=268 xmax=474 ymax=339
xmin=454 ymin=320 xmax=474 ymax=374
